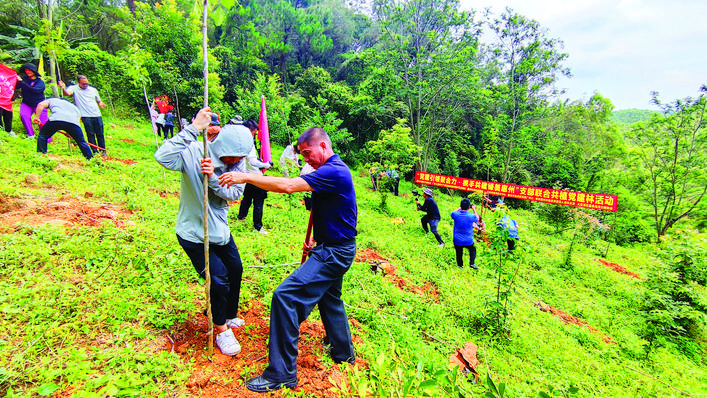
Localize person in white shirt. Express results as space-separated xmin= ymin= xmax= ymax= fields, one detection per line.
xmin=59 ymin=75 xmax=107 ymax=154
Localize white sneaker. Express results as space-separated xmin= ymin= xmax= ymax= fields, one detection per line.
xmin=215 ymin=329 xmax=241 ymax=356
xmin=255 ymin=228 xmax=268 ymax=235
xmin=226 ymin=317 xmax=246 ymax=328
xmin=8 ymin=131 xmax=15 ymax=137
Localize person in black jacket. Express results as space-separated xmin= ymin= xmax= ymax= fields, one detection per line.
xmin=416 ymin=188 xmax=444 ymax=247
xmin=17 ymin=63 xmax=48 ymax=138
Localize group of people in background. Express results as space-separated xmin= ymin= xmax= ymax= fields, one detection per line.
xmin=0 ymin=62 xmax=108 ymax=158
xmin=416 ymin=188 xmax=519 ymax=270
xmin=369 ymin=165 xmax=400 ymax=196
xmin=150 ymin=101 xmax=175 ymax=140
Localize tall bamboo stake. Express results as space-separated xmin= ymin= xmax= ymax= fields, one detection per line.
xmin=201 ymin=0 xmax=214 ymax=360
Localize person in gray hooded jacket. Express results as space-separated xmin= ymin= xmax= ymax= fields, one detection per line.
xmin=155 ymin=107 xmax=253 ymax=357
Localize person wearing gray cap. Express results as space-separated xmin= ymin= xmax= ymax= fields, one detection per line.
xmin=416 ymin=188 xmax=444 ymax=247
xmin=155 ymin=107 xmax=253 ymax=357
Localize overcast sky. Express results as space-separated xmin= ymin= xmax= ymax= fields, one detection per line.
xmin=460 ymin=0 xmax=707 ymax=110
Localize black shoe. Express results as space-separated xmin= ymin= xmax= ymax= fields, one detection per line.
xmin=332 ymin=355 xmax=355 ymax=364
xmin=470 ymin=263 xmax=478 ymax=270
xmin=246 ymin=375 xmax=298 ymax=393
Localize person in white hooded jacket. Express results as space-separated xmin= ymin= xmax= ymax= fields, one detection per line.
xmin=154 ymin=107 xmax=252 ymax=357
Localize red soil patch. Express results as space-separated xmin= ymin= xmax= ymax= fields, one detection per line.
xmin=102 ymin=156 xmax=137 ymax=165
xmin=597 ymin=259 xmax=641 ymax=280
xmin=0 ymin=194 xmax=133 ymax=231
xmin=117 ymin=138 xmax=137 ymax=143
xmin=166 ymin=300 xmax=366 ymax=397
xmin=148 ymin=187 xmax=180 ymax=198
xmin=362 ymin=249 xmax=441 ymax=303
xmin=536 ymin=301 xmax=615 ymax=344
xmin=355 ymin=248 xmax=386 ymax=263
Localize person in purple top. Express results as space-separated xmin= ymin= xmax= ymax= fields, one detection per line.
xmin=218 ymin=127 xmax=357 ymax=393
xmin=17 ymin=63 xmax=49 ymax=138
xmin=450 ymin=198 xmax=480 ymax=269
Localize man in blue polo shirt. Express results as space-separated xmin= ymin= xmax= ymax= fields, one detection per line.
xmin=218 ymin=127 xmax=357 ymax=393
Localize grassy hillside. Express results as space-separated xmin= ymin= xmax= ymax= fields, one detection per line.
xmin=0 ymin=119 xmax=705 ymax=397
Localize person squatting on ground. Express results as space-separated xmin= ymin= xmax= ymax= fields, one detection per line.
xmin=237 ymin=119 xmax=273 ymax=235
xmin=450 ymin=198 xmax=480 ymax=269
xmin=34 ymin=98 xmax=93 ymax=160
xmin=498 ymin=215 xmax=519 ymax=253
xmin=154 ymin=107 xmax=253 ymax=356
xmin=18 ymin=63 xmax=48 ymax=138
xmin=59 ymin=75 xmax=107 ymax=154
xmin=416 ymin=188 xmax=444 ymax=247
xmin=218 ymin=127 xmax=357 ymax=393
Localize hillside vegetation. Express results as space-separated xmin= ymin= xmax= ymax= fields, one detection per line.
xmin=0 ymin=120 xmax=705 ymax=397
xmin=610 ymin=109 xmax=659 ymax=125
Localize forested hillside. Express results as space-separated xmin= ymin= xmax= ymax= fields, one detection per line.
xmin=0 ymin=0 xmax=705 ymax=396
xmin=611 ymin=109 xmax=658 ymax=125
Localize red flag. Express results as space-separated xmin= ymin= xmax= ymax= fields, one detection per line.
xmin=154 ymin=95 xmax=173 ymax=113
xmin=258 ymin=95 xmax=271 ymax=163
xmin=0 ymin=63 xmax=18 ymax=112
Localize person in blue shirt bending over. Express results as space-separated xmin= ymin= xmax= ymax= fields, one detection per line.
xmin=450 ymin=198 xmax=481 ymax=269
xmin=218 ymin=126 xmax=357 ymax=393
xmin=498 ymin=215 xmax=520 ymax=253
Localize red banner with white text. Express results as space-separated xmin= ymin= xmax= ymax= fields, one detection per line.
xmin=414 ymin=171 xmax=617 ymax=212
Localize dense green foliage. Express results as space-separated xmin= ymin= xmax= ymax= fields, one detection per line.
xmin=611 ymin=109 xmax=659 ymax=125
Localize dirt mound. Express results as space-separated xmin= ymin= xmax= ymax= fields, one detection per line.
xmin=536 ymin=301 xmax=615 ymax=344
xmin=167 ymin=300 xmax=366 ymax=397
xmin=0 ymin=194 xmax=133 ymax=231
xmin=103 ymin=156 xmax=137 ymax=165
xmin=367 ymin=256 xmax=441 ymax=304
xmin=597 ymin=259 xmax=641 ymax=279
xmin=355 ymin=248 xmax=386 ymax=263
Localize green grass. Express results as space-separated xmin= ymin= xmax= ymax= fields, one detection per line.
xmin=0 ymin=119 xmax=705 ymax=397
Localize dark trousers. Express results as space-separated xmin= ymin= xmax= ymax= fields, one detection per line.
xmin=421 ymin=216 xmax=443 ymax=244
xmin=455 ymin=244 xmax=476 ymax=268
xmin=0 ymin=108 xmax=11 ymax=133
xmin=507 ymin=238 xmax=517 ymax=253
xmin=163 ymin=124 xmax=174 ymax=139
xmin=156 ymin=123 xmax=165 ymax=138
xmin=391 ymin=178 xmax=399 ymax=196
xmin=37 ymin=121 xmax=93 ymax=160
xmin=238 ymin=183 xmax=268 ymax=230
xmin=82 ymin=116 xmax=105 ymax=153
xmin=262 ymin=241 xmax=356 ymax=382
xmin=177 ymin=234 xmax=243 ymax=325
